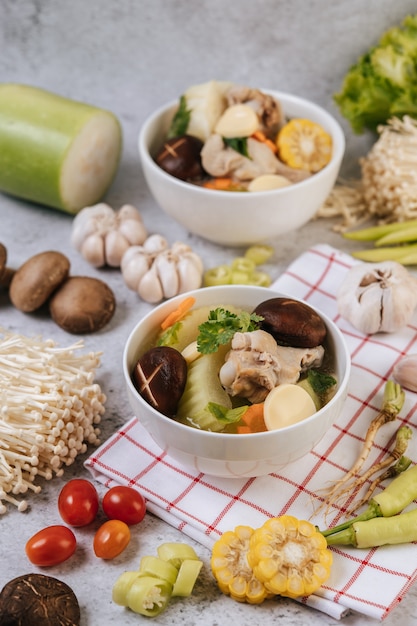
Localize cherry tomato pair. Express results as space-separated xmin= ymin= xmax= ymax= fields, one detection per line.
xmin=25 ymin=519 xmax=131 ymax=566
xmin=58 ymin=479 xmax=146 ymax=527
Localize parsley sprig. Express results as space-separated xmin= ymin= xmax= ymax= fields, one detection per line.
xmin=197 ymin=308 xmax=263 ymax=354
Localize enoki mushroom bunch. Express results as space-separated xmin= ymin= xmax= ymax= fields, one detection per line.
xmin=0 ymin=329 xmax=105 ymax=513
xmin=361 ymin=116 xmax=417 ymax=222
xmin=317 ymin=116 xmax=417 ymax=230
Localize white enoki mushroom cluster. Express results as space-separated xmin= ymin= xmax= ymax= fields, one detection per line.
xmin=316 ymin=116 xmax=417 ymax=230
xmin=360 ymin=116 xmax=417 ymax=221
xmin=0 ymin=329 xmax=105 ymax=513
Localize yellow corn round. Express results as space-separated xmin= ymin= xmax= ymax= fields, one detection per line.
xmin=247 ymin=515 xmax=333 ymax=599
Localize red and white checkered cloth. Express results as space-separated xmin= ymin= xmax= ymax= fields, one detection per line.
xmin=86 ymin=244 xmax=417 ymax=621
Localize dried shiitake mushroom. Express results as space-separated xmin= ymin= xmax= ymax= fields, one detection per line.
xmin=9 ymin=250 xmax=70 ymax=312
xmin=0 ymin=573 xmax=80 ymax=626
xmin=49 ymin=275 xmax=116 ymax=334
xmin=253 ymin=297 xmax=327 ymax=348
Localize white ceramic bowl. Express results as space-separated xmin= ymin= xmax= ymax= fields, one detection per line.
xmin=138 ymin=90 xmax=345 ymax=246
xmin=123 ymin=285 xmax=350 ymax=478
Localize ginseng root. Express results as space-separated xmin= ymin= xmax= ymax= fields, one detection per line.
xmin=315 ymin=381 xmax=405 ymax=517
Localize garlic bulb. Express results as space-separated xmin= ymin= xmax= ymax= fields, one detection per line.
xmin=120 ymin=238 xmax=203 ymax=304
xmin=71 ymin=203 xmax=148 ymax=268
xmin=337 ymin=261 xmax=417 ymax=334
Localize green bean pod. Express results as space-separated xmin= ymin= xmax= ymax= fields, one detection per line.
xmin=343 ymin=220 xmax=417 ymax=242
xmin=326 ymin=507 xmax=417 ymax=548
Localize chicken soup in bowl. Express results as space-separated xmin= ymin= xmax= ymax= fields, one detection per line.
xmin=123 ymin=285 xmax=350 ymax=477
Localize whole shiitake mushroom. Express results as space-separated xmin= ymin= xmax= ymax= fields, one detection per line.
xmin=8 ymin=249 xmax=116 ymax=334
xmin=9 ymin=250 xmax=70 ymax=312
xmin=49 ymin=276 xmax=116 ymax=334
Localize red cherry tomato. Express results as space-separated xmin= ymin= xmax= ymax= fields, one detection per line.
xmin=93 ymin=519 xmax=131 ymax=559
xmin=102 ymin=485 xmax=146 ymax=525
xmin=25 ymin=525 xmax=76 ymax=566
xmin=58 ymin=478 xmax=99 ymax=527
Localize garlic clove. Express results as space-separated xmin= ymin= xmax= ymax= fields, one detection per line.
xmin=121 ymin=248 xmax=150 ymax=291
xmin=80 ymin=233 xmax=106 ymax=268
xmin=118 ymin=219 xmax=148 ymax=246
xmin=177 ymin=256 xmax=203 ymax=293
xmin=393 ymin=354 xmax=417 ymax=393
xmin=117 ymin=204 xmax=143 ymax=222
xmin=214 ymin=104 xmax=259 ymax=138
xmin=117 ymin=204 xmax=148 ymax=245
xmin=104 ymin=230 xmax=131 ymax=267
xmin=248 ymin=174 xmax=292 ymax=192
xmin=138 ymin=264 xmax=164 ymax=303
xmin=143 ymin=234 xmax=168 ymax=255
xmin=154 ymin=252 xmax=179 ymax=299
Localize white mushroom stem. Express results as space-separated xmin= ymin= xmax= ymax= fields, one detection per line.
xmin=0 ymin=328 xmax=105 ymax=513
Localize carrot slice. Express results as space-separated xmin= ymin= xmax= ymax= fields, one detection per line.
xmin=203 ymin=177 xmax=235 ymax=190
xmin=251 ymin=131 xmax=277 ymax=154
xmin=160 ymin=296 xmax=196 ymax=331
xmin=236 ymin=402 xmax=267 ymax=434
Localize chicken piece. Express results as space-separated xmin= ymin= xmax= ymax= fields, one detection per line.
xmin=201 ymin=135 xmax=311 ymax=183
xmin=226 ymin=84 xmax=285 ymax=137
xmin=219 ymin=329 xmax=324 ymax=403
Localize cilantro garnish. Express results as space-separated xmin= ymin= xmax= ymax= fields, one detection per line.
xmin=167 ymin=95 xmax=191 ymax=139
xmin=307 ymin=369 xmax=337 ymax=395
xmin=197 ymin=308 xmax=263 ymax=354
xmin=223 ymin=136 xmax=250 ymax=158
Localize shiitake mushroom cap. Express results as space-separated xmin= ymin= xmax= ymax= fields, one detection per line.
xmin=155 ymin=134 xmax=205 ymax=181
xmin=9 ymin=251 xmax=70 ymax=312
xmin=132 ymin=346 xmax=188 ymax=417
xmin=253 ymin=297 xmax=327 ymax=348
xmin=49 ymin=276 xmax=116 ymax=334
xmin=0 ymin=573 xmax=80 ymax=626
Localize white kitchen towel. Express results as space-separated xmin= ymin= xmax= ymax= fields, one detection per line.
xmin=86 ymin=243 xmax=417 ymax=621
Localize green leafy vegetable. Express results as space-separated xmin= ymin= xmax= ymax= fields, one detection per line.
xmin=167 ymin=95 xmax=191 ymax=139
xmin=197 ymin=308 xmax=263 ymax=354
xmin=307 ymin=369 xmax=337 ymax=395
xmin=223 ymin=137 xmax=250 ymax=158
xmin=334 ymin=14 xmax=417 ymax=133
xmin=206 ymin=402 xmax=248 ymax=424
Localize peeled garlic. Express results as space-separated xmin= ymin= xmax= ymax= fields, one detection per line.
xmin=337 ymin=261 xmax=417 ymax=334
xmin=393 ymin=354 xmax=417 ymax=393
xmin=248 ymin=174 xmax=292 ymax=192
xmin=214 ymin=104 xmax=259 ymax=138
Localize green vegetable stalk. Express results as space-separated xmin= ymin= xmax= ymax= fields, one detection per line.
xmin=334 ymin=14 xmax=417 ymax=133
